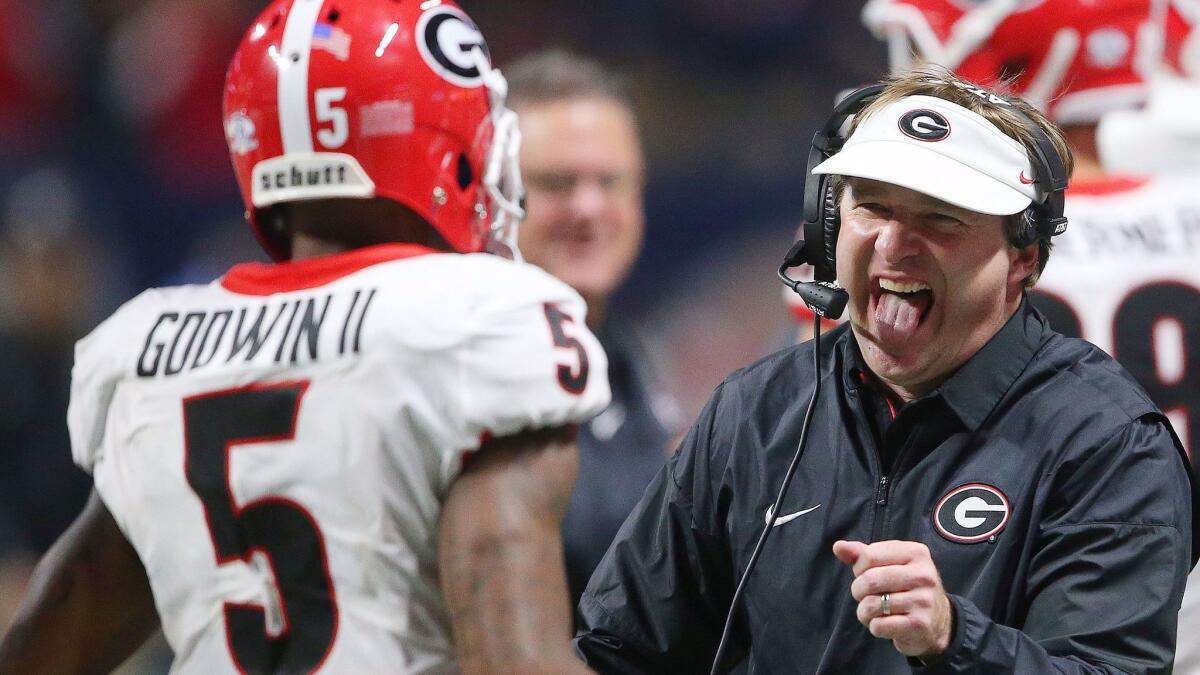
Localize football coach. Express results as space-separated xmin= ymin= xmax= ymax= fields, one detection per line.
xmin=574 ymin=68 xmax=1198 ymax=674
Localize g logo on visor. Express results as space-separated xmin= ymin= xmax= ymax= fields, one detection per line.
xmin=933 ymin=483 xmax=1010 ymax=543
xmin=416 ymin=6 xmax=489 ymax=88
xmin=899 ymin=109 xmax=951 ymax=142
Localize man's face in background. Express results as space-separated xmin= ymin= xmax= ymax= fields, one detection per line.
xmin=516 ymin=96 xmax=645 ymax=320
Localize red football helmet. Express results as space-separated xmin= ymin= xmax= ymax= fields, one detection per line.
xmin=1096 ymin=0 xmax=1200 ymax=172
xmin=862 ymin=0 xmax=1190 ymax=124
xmin=223 ymin=0 xmax=524 ymax=260
xmin=1175 ymin=0 xmax=1200 ymax=74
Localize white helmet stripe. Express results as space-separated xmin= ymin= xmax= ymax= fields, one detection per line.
xmin=1023 ymin=28 xmax=1081 ymax=110
xmin=278 ymin=0 xmax=325 ymax=153
xmin=862 ymin=0 xmax=1029 ymax=73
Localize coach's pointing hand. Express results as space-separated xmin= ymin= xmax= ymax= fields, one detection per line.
xmin=833 ymin=540 xmax=953 ymax=660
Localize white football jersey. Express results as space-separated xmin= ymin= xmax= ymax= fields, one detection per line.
xmin=1030 ymin=174 xmax=1200 ymax=460
xmin=67 ymin=244 xmax=610 ymax=674
xmin=1181 ymin=566 xmax=1200 ymax=674
xmin=1030 ymin=174 xmax=1200 ymax=673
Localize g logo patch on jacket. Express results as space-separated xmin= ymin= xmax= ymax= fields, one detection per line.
xmin=934 ymin=483 xmax=1010 ymax=543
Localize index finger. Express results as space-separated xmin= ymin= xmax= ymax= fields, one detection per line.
xmin=851 ymin=540 xmax=929 ymax=577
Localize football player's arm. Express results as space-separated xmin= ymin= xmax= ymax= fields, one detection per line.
xmin=0 ymin=491 xmax=159 ymax=675
xmin=438 ymin=425 xmax=592 ymax=675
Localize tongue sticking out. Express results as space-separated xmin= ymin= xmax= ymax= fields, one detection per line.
xmin=875 ymin=290 xmax=932 ymax=341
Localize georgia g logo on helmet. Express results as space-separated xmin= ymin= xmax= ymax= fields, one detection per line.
xmin=933 ymin=483 xmax=1010 ymax=543
xmin=899 ymin=109 xmax=951 ymax=141
xmin=416 ymin=6 xmax=489 ymax=88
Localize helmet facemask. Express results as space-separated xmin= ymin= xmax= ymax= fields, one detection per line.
xmin=473 ymin=49 xmax=527 ymax=261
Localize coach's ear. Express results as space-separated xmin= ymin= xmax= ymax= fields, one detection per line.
xmin=1007 ymin=240 xmax=1039 ymax=300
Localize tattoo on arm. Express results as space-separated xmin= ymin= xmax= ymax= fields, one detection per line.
xmin=439 ymin=425 xmax=592 ymax=674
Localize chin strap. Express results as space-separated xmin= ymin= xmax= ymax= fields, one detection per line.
xmin=474 ymin=48 xmax=526 ymax=261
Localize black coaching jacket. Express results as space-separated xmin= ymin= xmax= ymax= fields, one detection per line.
xmin=575 ymin=300 xmax=1197 ymax=674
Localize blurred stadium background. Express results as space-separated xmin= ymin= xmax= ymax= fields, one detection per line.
xmin=0 ymin=0 xmax=884 ymax=670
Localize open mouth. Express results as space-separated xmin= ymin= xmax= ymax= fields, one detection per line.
xmin=871 ymin=278 xmax=934 ymax=341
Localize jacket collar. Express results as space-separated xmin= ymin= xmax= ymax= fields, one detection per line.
xmin=936 ymin=298 xmax=1048 ymax=429
xmin=842 ymin=297 xmax=1050 ymax=431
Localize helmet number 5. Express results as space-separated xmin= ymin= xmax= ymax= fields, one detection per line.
xmin=315 ymin=87 xmax=348 ymax=149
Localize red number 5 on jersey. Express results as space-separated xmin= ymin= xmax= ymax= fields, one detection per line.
xmin=543 ymin=303 xmax=590 ymax=395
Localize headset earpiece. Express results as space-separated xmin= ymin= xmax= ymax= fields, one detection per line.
xmin=820 ymin=180 xmax=840 ymax=280
xmin=1010 ymin=206 xmax=1041 ymax=250
xmin=796 ymin=84 xmax=887 ymax=284
xmin=1021 ymin=212 xmax=1036 ymax=249
xmin=1005 ymin=106 xmax=1069 ymax=247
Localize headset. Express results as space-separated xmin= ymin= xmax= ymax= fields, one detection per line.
xmin=713 ymin=82 xmax=1070 ymax=675
xmin=779 ymin=82 xmax=1070 ymax=319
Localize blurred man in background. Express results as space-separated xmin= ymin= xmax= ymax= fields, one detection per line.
xmin=863 ymin=0 xmax=1200 ymax=671
xmin=505 ymin=50 xmax=680 ymax=616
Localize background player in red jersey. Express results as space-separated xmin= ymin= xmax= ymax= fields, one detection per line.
xmin=0 ymin=1 xmax=608 ymax=673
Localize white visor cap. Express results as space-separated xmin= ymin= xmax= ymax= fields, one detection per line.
xmin=812 ymin=95 xmax=1039 ymax=216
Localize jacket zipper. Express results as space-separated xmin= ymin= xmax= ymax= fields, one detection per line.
xmin=870 ymin=475 xmax=889 ymax=541
xmin=871 ymin=431 xmax=922 ymax=541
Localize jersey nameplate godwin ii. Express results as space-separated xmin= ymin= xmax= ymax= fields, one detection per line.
xmin=136 ymin=288 xmax=376 ymax=378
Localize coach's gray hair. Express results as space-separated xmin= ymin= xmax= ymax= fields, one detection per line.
xmin=503 ymin=49 xmax=637 ymax=123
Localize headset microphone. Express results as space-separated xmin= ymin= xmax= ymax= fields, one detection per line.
xmin=709 ymin=228 xmax=846 ymax=675
xmin=708 ymin=90 xmax=870 ymax=674
xmin=778 ymin=242 xmax=849 ymax=320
